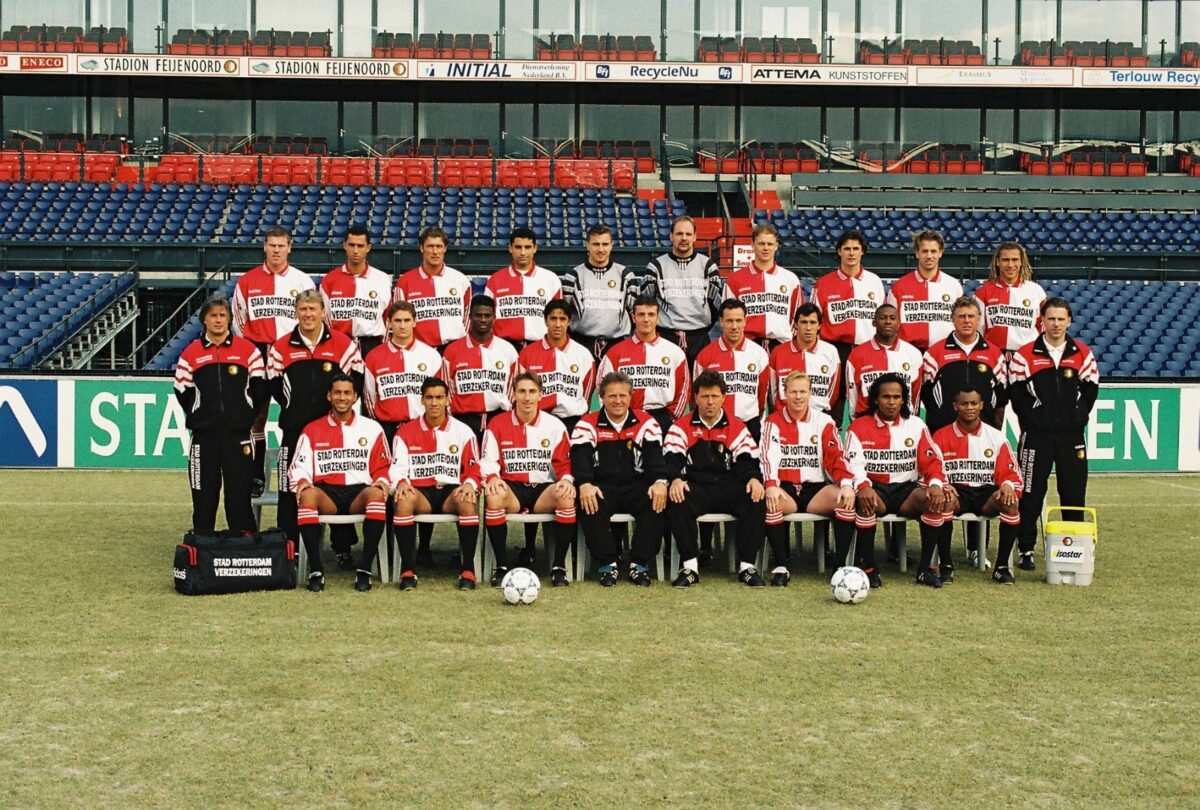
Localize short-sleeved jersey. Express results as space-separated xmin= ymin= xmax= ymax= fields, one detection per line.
xmin=518 ymin=338 xmax=596 ymax=419
xmin=885 ymin=269 xmax=964 ymax=351
xmin=174 ymin=334 xmax=266 ymax=432
xmin=389 ymin=415 xmax=481 ymax=490
xmin=597 ymin=333 xmax=690 ymax=419
xmin=392 ymin=265 xmax=472 ymax=347
xmin=320 ymin=264 xmax=391 ymax=339
xmin=663 ymin=411 xmax=761 ymax=486
xmin=561 ymin=261 xmax=636 ymax=339
xmin=481 ymin=410 xmax=572 ymax=485
xmin=1007 ymin=335 xmax=1100 ymax=434
xmin=845 ymin=338 xmax=924 ymax=417
xmin=231 ymin=264 xmax=316 ymax=345
xmin=767 ymin=338 xmax=841 ymax=414
xmin=290 ymin=411 xmax=391 ymax=490
xmin=267 ymin=327 xmax=364 ymax=432
xmin=692 ymin=336 xmax=771 ymax=424
xmin=920 ymin=334 xmax=1008 ymax=434
xmin=932 ymin=420 xmax=1023 ymax=491
xmin=485 ymin=265 xmax=563 ymax=344
xmin=722 ymin=263 xmax=804 ymax=342
xmin=642 ymin=251 xmax=722 ymax=331
xmin=570 ymin=408 xmax=667 ymax=486
xmin=759 ymin=407 xmax=855 ymax=489
xmin=844 ymin=412 xmax=946 ymax=488
xmin=441 ymin=334 xmax=519 ymax=416
xmin=810 ymin=267 xmax=887 ymax=346
xmin=975 ymin=279 xmax=1047 ymax=352
xmin=362 ymin=337 xmax=444 ymax=424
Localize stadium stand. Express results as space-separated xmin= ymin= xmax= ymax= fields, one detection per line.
xmin=1016 ymin=40 xmax=1149 ymax=67
xmin=167 ymin=29 xmax=331 ymax=57
xmin=858 ymin=39 xmax=985 ymax=65
xmin=369 ymin=32 xmax=490 ymax=59
xmin=1022 ymin=149 xmax=1149 ymax=177
xmin=534 ymin=33 xmax=655 ymax=61
xmin=0 ymin=25 xmax=126 ymax=53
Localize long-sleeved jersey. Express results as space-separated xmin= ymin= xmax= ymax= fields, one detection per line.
xmin=518 ymin=338 xmax=596 ymax=419
xmin=289 ymin=411 xmax=391 ymax=490
xmin=561 ymin=260 xmax=636 ymax=339
xmin=597 ymin=333 xmax=690 ymax=418
xmin=932 ymin=421 xmax=1023 ymax=491
xmin=570 ymin=408 xmax=667 ymax=486
xmin=485 ymin=264 xmax=563 ymax=343
xmin=389 ymin=415 xmax=481 ymax=490
xmin=174 ymin=334 xmax=267 ymax=432
xmin=759 ymin=407 xmax=856 ymax=489
xmin=845 ymin=338 xmax=924 ymax=417
xmin=267 ymin=327 xmax=363 ymax=432
xmin=361 ymin=337 xmax=444 ymax=424
xmin=441 ymin=333 xmax=518 ymax=415
xmin=767 ymin=338 xmax=841 ymax=413
xmin=692 ymin=336 xmax=770 ymax=424
xmin=642 ymin=251 xmax=722 ymax=331
xmin=481 ymin=410 xmax=572 ymax=485
xmin=810 ymin=267 xmax=887 ymax=346
xmin=320 ymin=264 xmax=391 ymax=339
xmin=231 ymin=264 xmax=315 ymax=345
xmin=1007 ymin=335 xmax=1100 ymax=433
xmin=976 ymin=279 xmax=1047 ymax=352
xmin=920 ymin=334 xmax=1008 ymax=433
xmin=392 ymin=265 xmax=472 ymax=347
xmin=844 ymin=413 xmax=946 ymax=488
xmin=722 ymin=263 xmax=804 ymax=342
xmin=663 ymin=411 xmax=761 ymax=486
xmin=885 ymin=269 xmax=964 ymax=351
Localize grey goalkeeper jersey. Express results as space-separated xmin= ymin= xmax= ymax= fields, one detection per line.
xmin=643 ymin=251 xmax=722 ymax=331
xmin=561 ymin=261 xmax=636 ymax=339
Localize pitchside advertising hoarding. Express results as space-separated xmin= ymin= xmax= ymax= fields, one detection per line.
xmin=0 ymin=376 xmax=1196 ymax=472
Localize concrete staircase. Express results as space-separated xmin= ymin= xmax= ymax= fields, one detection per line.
xmin=44 ymin=291 xmax=139 ymax=370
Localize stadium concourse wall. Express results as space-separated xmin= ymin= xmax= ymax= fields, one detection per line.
xmin=0 ymin=375 xmax=1196 ymax=473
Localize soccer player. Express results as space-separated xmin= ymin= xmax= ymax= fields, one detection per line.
xmin=231 ymin=226 xmax=315 ymax=494
xmin=759 ymin=371 xmax=858 ymax=586
xmin=768 ymin=303 xmax=841 ymax=415
xmin=267 ymin=289 xmax=363 ymax=566
xmin=320 ymin=224 xmax=391 ymax=358
xmin=721 ymin=222 xmax=803 ymax=349
xmin=560 ymin=224 xmax=637 ymax=360
xmin=844 ymin=374 xmax=948 ymax=588
xmin=571 ymin=371 xmax=669 ymax=587
xmin=389 ymin=377 xmax=484 ymax=591
xmin=485 ymin=227 xmax=562 ymax=349
xmin=810 ymin=229 xmax=887 ymax=425
xmin=664 ymin=371 xmax=767 ymax=588
xmin=641 ymin=215 xmax=722 ymax=365
xmin=481 ymin=373 xmax=576 ymax=587
xmin=932 ymin=386 xmax=1023 ymax=584
xmin=289 ymin=374 xmax=391 ymax=593
xmin=886 ymin=229 xmax=963 ymax=352
xmin=361 ymin=301 xmax=444 ymax=443
xmin=597 ymin=295 xmax=689 ymax=433
xmin=174 ymin=294 xmax=267 ymax=535
xmin=975 ymin=241 xmax=1047 ymax=355
xmin=693 ymin=298 xmax=770 ymax=441
xmin=921 ymin=296 xmax=1008 ymax=435
xmin=392 ymin=226 xmax=472 ymax=348
xmin=517 ymin=300 xmax=596 ymax=436
xmin=441 ymin=294 xmax=519 ymax=442
xmin=844 ymin=303 xmax=923 ymax=418
xmin=1007 ymin=297 xmax=1099 ymax=573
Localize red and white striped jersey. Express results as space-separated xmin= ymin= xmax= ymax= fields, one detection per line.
xmin=362 ymin=337 xmax=444 ymax=424
xmin=810 ymin=268 xmax=887 ymax=346
xmin=442 ymin=334 xmax=519 ymax=415
xmin=932 ymin=421 xmax=1023 ymax=491
xmin=320 ymin=264 xmax=391 ymax=338
xmin=760 ymin=407 xmax=856 ymax=489
xmin=767 ymin=338 xmax=841 ymax=414
xmin=389 ymin=415 xmax=481 ymax=490
xmin=845 ymin=338 xmax=924 ymax=417
xmin=693 ymin=336 xmax=770 ymax=424
xmin=481 ymin=410 xmax=572 ymax=485
xmin=885 ymin=269 xmax=964 ymax=351
xmin=597 ymin=333 xmax=690 ymax=419
xmin=976 ymin=279 xmax=1047 ymax=352
xmin=485 ymin=265 xmax=563 ymax=344
xmin=392 ymin=265 xmax=472 ymax=347
xmin=518 ymin=338 xmax=596 ymax=419
xmin=231 ymin=264 xmax=315 ymax=345
xmin=289 ymin=411 xmax=391 ymax=490
xmin=844 ymin=413 xmax=945 ymax=487
xmin=722 ymin=263 xmax=804 ymax=342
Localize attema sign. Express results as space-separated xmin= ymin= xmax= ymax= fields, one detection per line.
xmin=748 ymin=65 xmax=908 ymax=84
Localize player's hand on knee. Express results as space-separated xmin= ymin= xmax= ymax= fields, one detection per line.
xmin=927 ymin=484 xmax=946 ymax=513
xmin=669 ymin=478 xmax=689 ymax=504
xmin=747 ymin=478 xmax=765 ymax=503
xmin=579 ymin=483 xmax=603 ymax=515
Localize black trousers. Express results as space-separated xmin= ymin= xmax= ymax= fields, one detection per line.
xmin=276 ymin=430 xmax=302 ymax=542
xmin=661 ymin=326 xmax=713 ymax=368
xmin=577 ymin=334 xmax=621 ymax=362
xmin=1017 ymin=429 xmax=1088 ymax=553
xmin=579 ymin=480 xmax=666 ymax=567
xmin=188 ymin=429 xmax=257 ymax=534
xmin=456 ymin=409 xmax=504 ymax=447
xmin=829 ymin=340 xmax=854 ymax=429
xmin=668 ymin=480 xmax=766 ymax=566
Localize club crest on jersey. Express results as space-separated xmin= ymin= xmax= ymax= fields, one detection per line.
xmin=810 ymin=435 xmax=819 ymax=444
xmin=1063 ymin=368 xmax=1074 ymax=378
xmin=941 ymin=294 xmax=951 ymax=302
xmin=418 ymin=363 xmax=427 ymax=371
xmin=977 ymin=363 xmax=989 ymax=373
xmin=1022 ymin=298 xmax=1031 ymax=306
xmin=716 ymin=443 xmax=725 ymax=454
xmin=821 ymin=364 xmax=829 ymax=373
xmin=537 ymin=288 xmax=545 ymax=296
xmin=322 ymin=362 xmax=333 ymax=372
xmin=626 ymin=440 xmax=633 ymax=449
xmin=1077 ymin=449 xmax=1086 ymax=459
xmin=570 ymin=364 xmax=579 ymax=373
xmin=984 ymin=448 xmax=994 ymax=458
xmin=358 ymin=437 xmax=368 ymax=446
xmin=449 ymin=444 xmax=459 ymax=454
xmin=748 ymin=363 xmax=757 ymax=372
xmin=228 ymin=366 xmax=239 ymax=376
xmin=540 ymin=438 xmax=550 ymax=448
xmin=904 ymin=438 xmax=914 ymax=447
xmin=369 ymin=290 xmax=378 ymax=299
xmin=607 ymin=280 xmax=616 ymax=287
xmin=902 ymin=362 xmax=910 ymax=371
xmin=867 ymin=292 xmax=876 ymax=300
xmin=242 ymin=445 xmax=252 ymax=456
xmin=450 ymin=288 xmax=458 ymax=295
xmin=495 ymin=361 xmax=504 ymax=369
xmin=779 ymin=285 xmax=787 ymax=293
xmin=289 ymin=289 xmax=298 ymax=297
xmin=661 ymin=356 xmax=670 ymax=365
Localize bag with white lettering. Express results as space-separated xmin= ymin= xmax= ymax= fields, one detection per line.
xmin=173 ymin=529 xmax=297 ymax=595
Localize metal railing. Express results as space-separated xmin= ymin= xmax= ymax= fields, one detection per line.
xmin=125 ymin=264 xmax=232 ymax=369
xmin=9 ymin=269 xmax=139 ymax=369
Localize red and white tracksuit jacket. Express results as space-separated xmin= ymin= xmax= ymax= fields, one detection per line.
xmin=845 ymin=338 xmax=924 ymax=417
xmin=232 ymin=264 xmax=315 ymax=345
xmin=693 ymin=336 xmax=770 ymax=424
xmin=290 ymin=412 xmax=391 ymax=491
xmin=392 ymin=265 xmax=472 ymax=347
xmin=442 ymin=334 xmax=519 ymax=415
xmin=481 ymin=410 xmax=572 ymax=485
xmin=768 ymin=338 xmax=841 ymax=413
xmin=976 ymin=279 xmax=1047 ymax=352
xmin=518 ymin=338 xmax=596 ymax=419
xmin=597 ymin=333 xmax=690 ymax=418
xmin=722 ymin=263 xmax=804 ymax=342
xmin=886 ymin=269 xmax=964 ymax=351
xmin=362 ymin=337 xmax=445 ymax=424
xmin=810 ymin=267 xmax=887 ymax=345
xmin=389 ymin=415 xmax=482 ymax=490
xmin=485 ymin=264 xmax=563 ymax=343
xmin=321 ymin=264 xmax=391 ymax=339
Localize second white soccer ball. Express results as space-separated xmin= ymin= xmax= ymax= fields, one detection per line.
xmin=501 ymin=567 xmax=540 ymax=605
xmin=830 ymin=566 xmax=870 ymax=604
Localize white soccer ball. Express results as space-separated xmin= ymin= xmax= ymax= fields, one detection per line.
xmin=830 ymin=566 xmax=870 ymax=604
xmin=501 ymin=567 xmax=540 ymax=605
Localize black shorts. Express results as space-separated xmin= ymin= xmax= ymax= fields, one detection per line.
xmin=417 ymin=484 xmax=460 ymax=512
xmin=953 ymin=484 xmax=997 ymax=515
xmin=316 ymin=482 xmax=366 ymax=514
xmin=781 ymin=481 xmax=828 ymax=512
xmin=871 ymin=480 xmax=918 ymax=514
xmin=509 ymin=481 xmax=551 ymax=512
